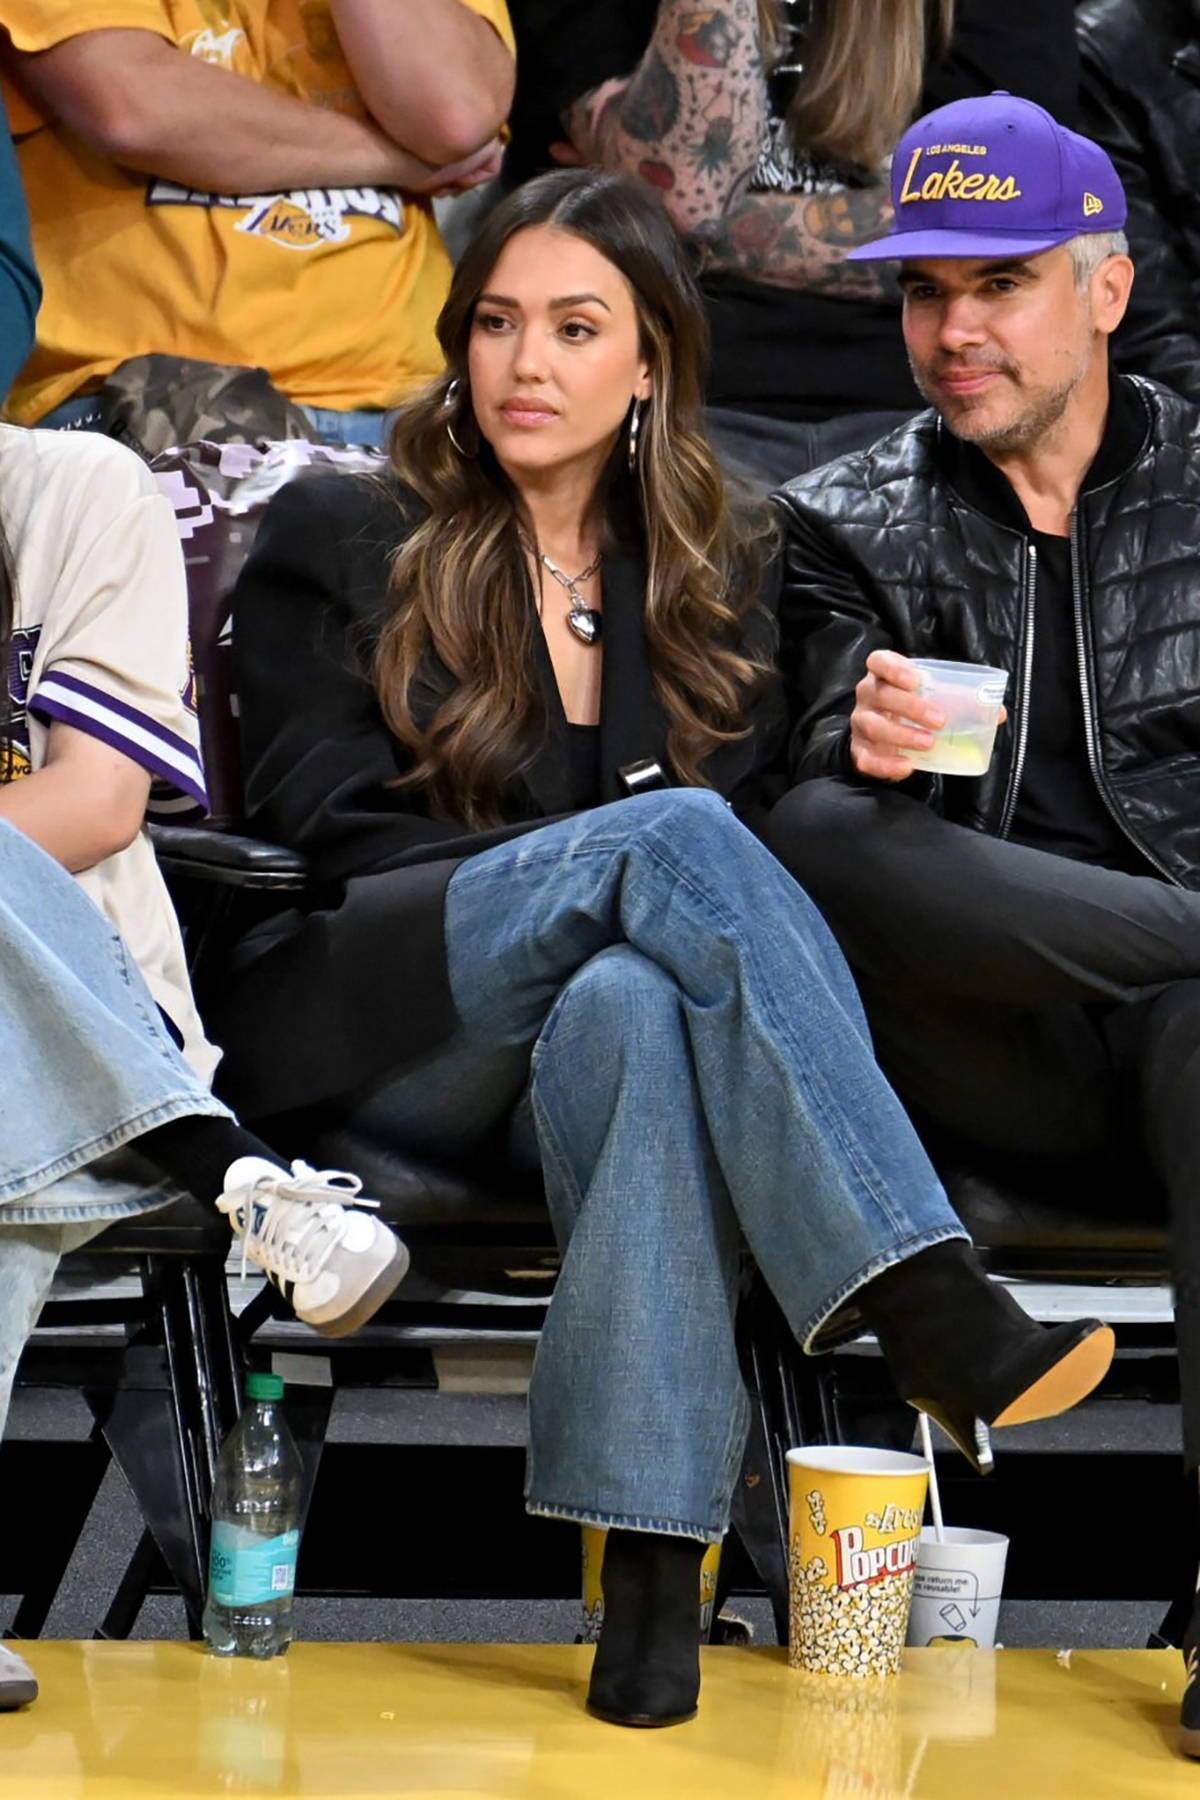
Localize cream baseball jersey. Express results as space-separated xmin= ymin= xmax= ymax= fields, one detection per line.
xmin=0 ymin=427 xmax=217 ymax=1080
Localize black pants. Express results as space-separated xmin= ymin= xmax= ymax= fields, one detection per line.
xmin=767 ymin=779 xmax=1200 ymax=1465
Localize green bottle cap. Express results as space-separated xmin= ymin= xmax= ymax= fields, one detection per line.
xmin=246 ymin=1372 xmax=284 ymax=1401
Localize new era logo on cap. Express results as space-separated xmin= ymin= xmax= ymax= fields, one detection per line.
xmin=847 ymin=91 xmax=1127 ymax=263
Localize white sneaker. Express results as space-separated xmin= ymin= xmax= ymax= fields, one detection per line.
xmin=0 ymin=1643 xmax=37 ymax=1709
xmin=217 ymin=1158 xmax=409 ymax=1338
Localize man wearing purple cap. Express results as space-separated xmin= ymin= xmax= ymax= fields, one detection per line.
xmin=768 ymin=89 xmax=1200 ymax=1757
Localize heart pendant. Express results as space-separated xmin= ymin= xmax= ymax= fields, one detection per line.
xmin=568 ymin=606 xmax=603 ymax=646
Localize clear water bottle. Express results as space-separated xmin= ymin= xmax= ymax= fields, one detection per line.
xmin=203 ymin=1371 xmax=302 ymax=1658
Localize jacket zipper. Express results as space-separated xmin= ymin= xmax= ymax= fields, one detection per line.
xmin=996 ymin=542 xmax=1037 ymax=839
xmin=1069 ymin=510 xmax=1179 ymax=885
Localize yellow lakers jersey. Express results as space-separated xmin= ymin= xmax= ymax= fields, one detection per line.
xmin=1 ymin=0 xmax=513 ymax=424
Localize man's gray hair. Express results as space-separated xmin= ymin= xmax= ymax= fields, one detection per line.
xmin=1068 ymin=230 xmax=1130 ymax=288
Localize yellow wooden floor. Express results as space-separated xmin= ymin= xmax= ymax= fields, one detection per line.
xmin=0 ymin=1642 xmax=1193 ymax=1798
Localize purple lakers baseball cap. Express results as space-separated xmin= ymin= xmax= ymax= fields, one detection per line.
xmin=847 ymin=91 xmax=1126 ymax=262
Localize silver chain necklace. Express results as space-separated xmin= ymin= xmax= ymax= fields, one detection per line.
xmin=536 ymin=548 xmax=604 ymax=646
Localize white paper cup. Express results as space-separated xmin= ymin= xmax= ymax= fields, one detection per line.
xmin=901 ymin=659 xmax=1009 ymax=777
xmin=906 ymin=1526 xmax=1008 ymax=1649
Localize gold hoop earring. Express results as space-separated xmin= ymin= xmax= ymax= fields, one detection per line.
xmin=444 ymin=378 xmax=476 ymax=459
xmin=627 ymin=400 xmax=645 ymax=472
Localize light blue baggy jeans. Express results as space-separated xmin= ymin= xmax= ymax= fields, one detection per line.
xmin=346 ymin=791 xmax=967 ymax=1542
xmin=0 ymin=821 xmax=228 ymax=1435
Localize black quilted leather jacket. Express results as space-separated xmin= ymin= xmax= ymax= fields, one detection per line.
xmin=774 ymin=376 xmax=1200 ymax=889
xmin=1077 ymin=0 xmax=1200 ymax=405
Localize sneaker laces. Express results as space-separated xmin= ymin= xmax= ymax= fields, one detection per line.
xmin=218 ymin=1160 xmax=380 ymax=1287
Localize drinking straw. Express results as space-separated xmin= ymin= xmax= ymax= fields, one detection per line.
xmin=918 ymin=1412 xmax=944 ymax=1543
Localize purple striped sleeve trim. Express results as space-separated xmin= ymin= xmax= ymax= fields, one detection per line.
xmin=32 ymin=669 xmax=199 ymax=763
xmin=31 ymin=689 xmax=209 ymax=812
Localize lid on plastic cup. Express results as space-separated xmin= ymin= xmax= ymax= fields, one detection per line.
xmin=246 ymin=1372 xmax=284 ymax=1401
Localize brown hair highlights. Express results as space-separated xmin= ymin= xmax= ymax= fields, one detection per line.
xmin=375 ymin=169 xmax=774 ymax=830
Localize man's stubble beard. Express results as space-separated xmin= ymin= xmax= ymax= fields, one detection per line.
xmin=908 ymin=352 xmax=1089 ymax=456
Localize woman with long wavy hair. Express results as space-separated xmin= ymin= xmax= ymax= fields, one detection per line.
xmin=219 ymin=168 xmax=1112 ymax=1726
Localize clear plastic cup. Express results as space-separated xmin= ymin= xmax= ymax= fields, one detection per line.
xmin=901 ymin=659 xmax=1009 ymax=777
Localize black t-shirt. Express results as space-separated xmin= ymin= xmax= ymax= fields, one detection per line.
xmin=940 ymin=376 xmax=1160 ymax=880
xmin=1007 ymin=532 xmax=1150 ymax=873
xmin=566 ymin=721 xmax=602 ymax=808
xmin=703 ymin=277 xmax=923 ymax=420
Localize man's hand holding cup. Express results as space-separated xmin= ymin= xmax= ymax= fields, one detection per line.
xmin=850 ymin=650 xmax=1009 ymax=781
xmin=851 ymin=651 xmax=945 ymax=781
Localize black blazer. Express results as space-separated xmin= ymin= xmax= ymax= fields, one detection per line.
xmin=211 ymin=469 xmax=785 ymax=1118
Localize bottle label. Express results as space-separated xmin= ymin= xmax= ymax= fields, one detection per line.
xmin=208 ymin=1524 xmax=299 ymax=1608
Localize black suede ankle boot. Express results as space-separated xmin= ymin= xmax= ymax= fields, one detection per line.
xmin=585 ymin=1529 xmax=706 ymax=1728
xmin=856 ymin=1240 xmax=1114 ymax=1473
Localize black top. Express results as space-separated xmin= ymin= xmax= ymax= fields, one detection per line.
xmin=566 ymin=722 xmax=603 ymax=809
xmin=1008 ymin=531 xmax=1151 ymax=873
xmin=214 ymin=470 xmax=786 ymax=1118
xmin=703 ymin=279 xmax=921 ymax=422
xmin=503 ymin=0 xmax=1080 ymax=421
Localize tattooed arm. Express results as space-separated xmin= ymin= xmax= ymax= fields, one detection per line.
xmin=561 ymin=0 xmax=893 ymax=300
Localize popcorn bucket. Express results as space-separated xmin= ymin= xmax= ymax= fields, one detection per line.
xmin=579 ymin=1526 xmax=722 ymax=1645
xmin=786 ymin=1446 xmax=929 ymax=1677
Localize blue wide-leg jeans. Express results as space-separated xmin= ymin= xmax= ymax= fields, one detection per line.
xmin=0 ymin=821 xmax=227 ymax=1436
xmin=347 ymin=791 xmax=966 ymax=1541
